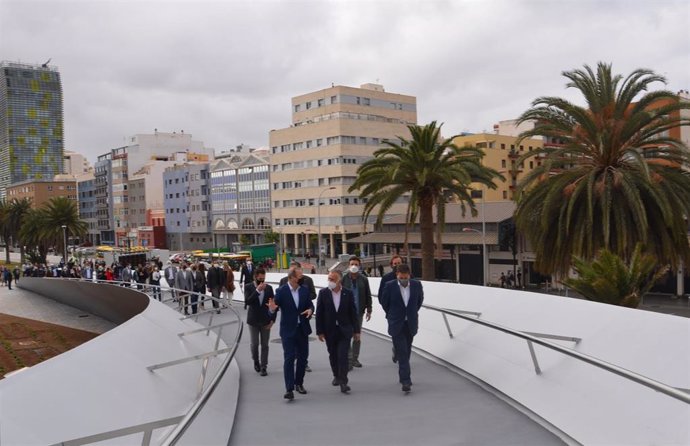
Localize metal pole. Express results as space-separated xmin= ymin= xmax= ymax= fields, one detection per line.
xmin=481 ymin=188 xmax=487 ymax=286
xmin=61 ymin=225 xmax=68 ymax=261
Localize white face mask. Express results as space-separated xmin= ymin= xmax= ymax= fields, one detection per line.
xmin=327 ymin=281 xmax=337 ymax=290
xmin=349 ymin=265 xmax=359 ymax=274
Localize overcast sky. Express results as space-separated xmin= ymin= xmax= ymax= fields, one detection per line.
xmin=1 ymin=0 xmax=688 ymax=162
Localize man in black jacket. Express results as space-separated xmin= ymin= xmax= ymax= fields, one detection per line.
xmin=316 ymin=270 xmax=360 ymax=393
xmin=206 ymin=261 xmax=225 ymax=313
xmin=279 ymin=261 xmax=316 ymax=372
xmin=244 ymin=267 xmax=276 ymax=376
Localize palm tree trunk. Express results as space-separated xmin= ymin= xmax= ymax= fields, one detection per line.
xmin=419 ymin=195 xmax=435 ymax=281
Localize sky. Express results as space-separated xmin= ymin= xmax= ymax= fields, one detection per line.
xmin=1 ymin=0 xmax=689 ymax=162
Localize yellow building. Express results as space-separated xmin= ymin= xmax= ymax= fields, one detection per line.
xmin=269 ymin=83 xmax=417 ymax=259
xmin=451 ymin=133 xmax=545 ymax=202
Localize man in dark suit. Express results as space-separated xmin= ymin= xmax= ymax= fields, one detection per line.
xmin=268 ymin=266 xmax=314 ymax=400
xmin=377 ymin=254 xmax=404 ymax=363
xmin=316 ymin=270 xmax=360 ymax=393
xmin=240 ymin=259 xmax=255 ymax=309
xmin=245 ymin=267 xmax=276 ymax=376
xmin=207 ymin=261 xmax=225 ymax=313
xmin=380 ymin=263 xmax=424 ymax=393
xmin=279 ymin=261 xmax=316 ymax=373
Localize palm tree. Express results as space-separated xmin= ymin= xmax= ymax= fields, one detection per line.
xmin=9 ymin=198 xmax=32 ymax=264
xmin=20 ymin=208 xmax=51 ymax=264
xmin=563 ymin=243 xmax=667 ymax=308
xmin=350 ymin=121 xmax=503 ymax=281
xmin=515 ymin=62 xmax=690 ymax=276
xmin=42 ymin=196 xmax=87 ymax=259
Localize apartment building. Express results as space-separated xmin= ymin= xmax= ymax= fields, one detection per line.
xmin=269 ymin=83 xmax=416 ymax=258
xmin=164 ymin=163 xmax=212 ymax=251
xmin=6 ymin=178 xmax=77 ymax=207
xmin=77 ymin=173 xmax=98 ymax=245
xmin=452 ymin=133 xmax=545 ymax=202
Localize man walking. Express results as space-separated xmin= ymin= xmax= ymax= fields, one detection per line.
xmin=380 ymin=263 xmax=424 ymax=393
xmin=164 ymin=261 xmax=178 ymax=301
xmin=207 ymin=261 xmax=225 ymax=312
xmin=175 ymin=262 xmax=194 ymax=315
xmin=341 ymin=256 xmax=372 ymax=369
xmin=377 ymin=254 xmax=404 ymax=363
xmin=268 ymin=266 xmax=314 ymax=400
xmin=316 ymin=270 xmax=360 ymax=393
xmin=245 ymin=267 xmax=275 ymax=376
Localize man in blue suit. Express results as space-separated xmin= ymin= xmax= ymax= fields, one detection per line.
xmin=268 ymin=266 xmax=314 ymax=400
xmin=316 ymin=270 xmax=360 ymax=393
xmin=380 ymin=263 xmax=424 ymax=393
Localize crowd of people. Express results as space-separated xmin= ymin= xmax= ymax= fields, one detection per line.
xmin=9 ymin=252 xmax=424 ymax=400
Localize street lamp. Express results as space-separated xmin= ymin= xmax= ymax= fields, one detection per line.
xmin=317 ymin=186 xmax=336 ymax=271
xmin=61 ymin=225 xmax=68 ymax=262
xmin=463 ymin=227 xmax=486 ymax=286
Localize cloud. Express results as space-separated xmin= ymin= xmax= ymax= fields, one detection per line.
xmin=1 ymin=0 xmax=688 ymax=162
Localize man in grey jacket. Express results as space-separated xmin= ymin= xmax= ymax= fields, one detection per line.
xmin=121 ymin=264 xmax=133 ymax=288
xmin=341 ymin=256 xmax=372 ymax=370
xmin=175 ymin=262 xmax=194 ymax=315
xmin=164 ymin=261 xmax=178 ymax=301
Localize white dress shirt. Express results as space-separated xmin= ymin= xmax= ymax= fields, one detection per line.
xmin=331 ymin=288 xmax=341 ymax=312
xmin=399 ymin=282 xmax=410 ymax=307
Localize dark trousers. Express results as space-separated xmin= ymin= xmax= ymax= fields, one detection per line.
xmin=190 ymin=290 xmax=200 ymax=314
xmin=249 ymin=324 xmax=271 ymax=367
xmin=151 ymin=282 xmax=161 ymax=300
xmin=281 ymin=331 xmax=309 ymax=391
xmin=326 ymin=330 xmax=352 ymax=385
xmin=211 ymin=286 xmax=221 ymax=309
xmin=391 ymin=322 xmax=414 ymax=386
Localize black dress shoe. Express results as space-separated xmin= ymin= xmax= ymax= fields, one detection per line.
xmin=340 ymin=383 xmax=351 ymax=393
xmin=284 ymin=391 xmax=294 ymax=400
xmin=254 ymin=361 xmax=261 ymax=372
xmin=305 ymin=365 xmax=312 ymax=373
xmin=295 ymin=384 xmax=307 ymax=394
xmin=402 ymin=384 xmax=411 ymax=393
xmin=260 ymin=368 xmax=267 ymax=376
xmin=332 ymin=378 xmax=339 ymax=386
xmin=352 ymin=359 xmax=362 ymax=368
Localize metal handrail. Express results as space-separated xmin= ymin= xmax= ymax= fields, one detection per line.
xmin=262 ymin=278 xmax=689 ymax=405
xmin=45 ymin=278 xmax=244 ymax=445
xmin=417 ymin=303 xmax=690 ymax=405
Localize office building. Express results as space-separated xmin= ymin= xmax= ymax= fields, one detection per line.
xmin=210 ymin=152 xmax=271 ymax=249
xmin=77 ymin=173 xmax=98 ymax=245
xmin=269 ymin=83 xmax=416 ymax=258
xmin=0 ymin=61 xmax=64 ymax=198
xmin=164 ymin=162 xmax=212 ymax=251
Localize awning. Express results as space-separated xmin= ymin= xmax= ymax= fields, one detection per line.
xmin=346 ymin=231 xmax=499 ymax=245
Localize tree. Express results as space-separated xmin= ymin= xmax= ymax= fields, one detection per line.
xmin=42 ymin=196 xmax=87 ymax=259
xmin=263 ymin=230 xmax=280 ymax=244
xmin=563 ymin=244 xmax=667 ymax=308
xmin=239 ymin=234 xmax=251 ymax=247
xmin=350 ymin=121 xmax=503 ymax=281
xmin=19 ymin=209 xmax=51 ymax=264
xmin=515 ymin=62 xmax=690 ymax=276
xmin=9 ymin=198 xmax=32 ymax=264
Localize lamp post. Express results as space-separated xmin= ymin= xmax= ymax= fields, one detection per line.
xmin=61 ymin=225 xmax=68 ymax=262
xmin=317 ymin=186 xmax=336 ymax=271
xmin=462 ymin=227 xmax=486 ymax=286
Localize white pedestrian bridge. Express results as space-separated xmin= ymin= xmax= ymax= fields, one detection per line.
xmin=4 ymin=274 xmax=688 ymax=445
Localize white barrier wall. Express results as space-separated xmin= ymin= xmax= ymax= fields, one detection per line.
xmin=266 ymin=273 xmax=690 ymax=445
xmin=0 ymin=280 xmax=239 ymax=445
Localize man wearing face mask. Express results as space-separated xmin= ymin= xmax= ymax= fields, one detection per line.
xmin=341 ymin=256 xmax=372 ymax=370
xmin=245 ymin=267 xmax=276 ymax=376
xmin=378 ymin=254 xmax=404 ymax=363
xmin=316 ymin=270 xmax=360 ymax=393
xmin=279 ymin=260 xmax=317 ymax=372
xmin=380 ymin=263 xmax=424 ymax=393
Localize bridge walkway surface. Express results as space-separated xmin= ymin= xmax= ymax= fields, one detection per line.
xmin=197 ymin=303 xmax=564 ymax=446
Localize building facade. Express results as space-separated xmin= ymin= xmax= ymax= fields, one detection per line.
xmin=77 ymin=174 xmax=98 ymax=245
xmin=0 ymin=61 xmax=64 ymax=198
xmin=94 ymin=152 xmax=114 ymax=245
xmin=210 ymin=153 xmax=271 ymax=249
xmin=164 ymin=163 xmax=212 ymax=251
xmin=269 ymin=83 xmax=416 ymax=258
xmin=63 ymin=150 xmax=92 ymax=176
xmin=452 ymin=133 xmax=545 ymax=202
xmin=6 ymin=178 xmax=77 ymax=208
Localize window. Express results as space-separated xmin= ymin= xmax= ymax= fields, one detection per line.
xmin=294 ymin=104 xmax=301 ymax=112
xmin=501 ymin=143 xmax=506 ymax=150
xmin=503 ymin=191 xmax=508 ymax=199
xmin=316 ymin=139 xmax=323 ymax=146
xmin=362 ymin=97 xmax=370 ymax=106
xmin=501 ymin=160 xmax=506 ymax=169
xmin=317 ymin=99 xmax=324 ymax=107
xmin=330 ymin=95 xmax=337 ymax=104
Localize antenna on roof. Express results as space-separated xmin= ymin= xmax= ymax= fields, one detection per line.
xmin=42 ymin=58 xmax=52 ymax=68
